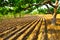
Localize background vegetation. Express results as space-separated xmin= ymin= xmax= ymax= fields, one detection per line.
xmin=0 ymin=0 xmax=60 ymax=19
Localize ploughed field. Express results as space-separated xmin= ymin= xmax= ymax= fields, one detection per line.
xmin=0 ymin=16 xmax=60 ymax=40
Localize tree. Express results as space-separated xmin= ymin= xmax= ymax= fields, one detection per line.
xmin=23 ymin=0 xmax=59 ymax=25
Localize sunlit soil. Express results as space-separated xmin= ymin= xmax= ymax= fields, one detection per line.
xmin=47 ymin=25 xmax=60 ymax=40
xmin=34 ymin=14 xmax=60 ymax=40
xmin=0 ymin=14 xmax=60 ymax=40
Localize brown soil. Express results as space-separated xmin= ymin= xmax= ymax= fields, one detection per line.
xmin=0 ymin=14 xmax=60 ymax=40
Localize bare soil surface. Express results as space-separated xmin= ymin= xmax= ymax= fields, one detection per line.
xmin=0 ymin=14 xmax=60 ymax=40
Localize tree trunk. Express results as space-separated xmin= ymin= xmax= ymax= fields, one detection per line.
xmin=52 ymin=8 xmax=57 ymax=25
xmin=51 ymin=0 xmax=58 ymax=25
xmin=19 ymin=13 xmax=21 ymax=18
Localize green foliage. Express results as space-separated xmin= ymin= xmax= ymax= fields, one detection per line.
xmin=57 ymin=6 xmax=60 ymax=13
xmin=37 ymin=7 xmax=48 ymax=14
xmin=0 ymin=0 xmax=60 ymax=18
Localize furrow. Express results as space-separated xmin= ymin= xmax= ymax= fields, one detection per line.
xmin=16 ymin=19 xmax=40 ymax=40
xmin=3 ymin=20 xmax=37 ymax=40
xmin=26 ymin=18 xmax=43 ymax=40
